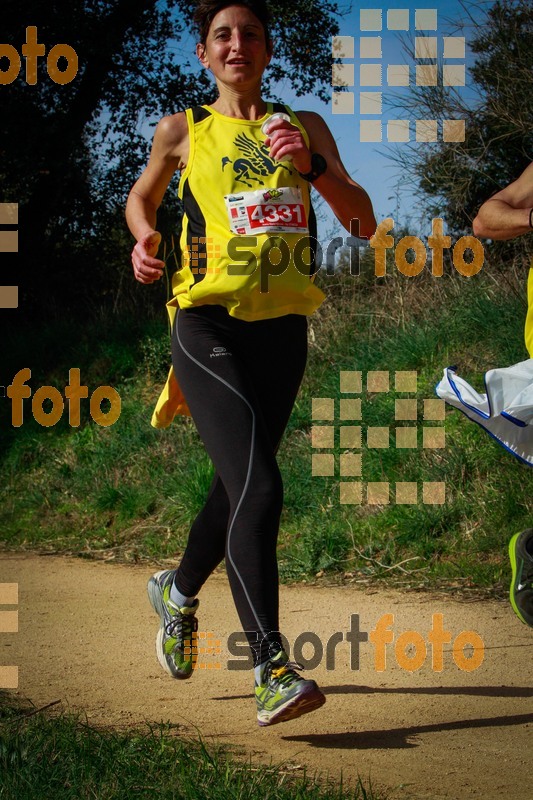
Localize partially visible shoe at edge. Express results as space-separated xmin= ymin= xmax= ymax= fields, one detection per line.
xmin=509 ymin=529 xmax=533 ymax=627
xmin=255 ymin=650 xmax=326 ymax=727
xmin=147 ymin=569 xmax=199 ymax=679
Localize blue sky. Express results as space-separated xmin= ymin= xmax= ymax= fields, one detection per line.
xmin=273 ymin=0 xmax=492 ymax=240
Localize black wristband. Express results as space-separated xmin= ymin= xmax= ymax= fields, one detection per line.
xmin=529 ymin=207 xmax=533 ymax=229
xmin=298 ymin=153 xmax=327 ymax=183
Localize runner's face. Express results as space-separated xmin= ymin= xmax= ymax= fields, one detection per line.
xmin=197 ymin=5 xmax=272 ymax=86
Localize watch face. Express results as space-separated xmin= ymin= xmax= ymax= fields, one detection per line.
xmin=311 ymin=153 xmax=327 ymax=175
xmin=298 ymin=153 xmax=327 ymax=182
xmin=311 ymin=153 xmax=327 ymax=177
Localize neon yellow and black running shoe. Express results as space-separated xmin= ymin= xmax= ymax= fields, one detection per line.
xmin=147 ymin=570 xmax=199 ymax=679
xmin=255 ymin=650 xmax=326 ymax=727
xmin=508 ymin=529 xmax=533 ymax=627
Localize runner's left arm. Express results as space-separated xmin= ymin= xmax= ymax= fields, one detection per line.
xmin=265 ymin=111 xmax=376 ymax=239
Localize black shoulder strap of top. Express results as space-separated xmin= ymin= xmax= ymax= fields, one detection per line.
xmin=271 ymin=101 xmax=289 ymax=114
xmin=191 ymin=106 xmax=212 ymax=123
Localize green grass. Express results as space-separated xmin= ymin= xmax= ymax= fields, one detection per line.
xmin=0 ymin=694 xmax=387 ymax=800
xmin=1 ymin=267 xmax=532 ymax=593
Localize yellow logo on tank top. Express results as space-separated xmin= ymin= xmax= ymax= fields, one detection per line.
xmin=221 ymin=133 xmax=292 ymax=188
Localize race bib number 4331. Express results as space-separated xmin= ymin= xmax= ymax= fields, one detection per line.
xmin=224 ymin=186 xmax=308 ymax=235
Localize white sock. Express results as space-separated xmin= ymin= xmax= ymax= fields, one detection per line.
xmin=255 ymin=649 xmax=286 ymax=684
xmin=254 ymin=660 xmax=269 ymax=685
xmin=169 ymin=581 xmax=196 ymax=609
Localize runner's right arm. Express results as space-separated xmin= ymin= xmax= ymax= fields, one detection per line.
xmin=472 ymin=162 xmax=533 ymax=241
xmin=126 ymin=112 xmax=188 ymax=284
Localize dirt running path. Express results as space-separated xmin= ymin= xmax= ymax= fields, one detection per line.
xmin=1 ymin=554 xmax=532 ymax=799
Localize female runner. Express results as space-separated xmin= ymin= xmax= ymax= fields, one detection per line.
xmin=126 ymin=0 xmax=376 ymax=726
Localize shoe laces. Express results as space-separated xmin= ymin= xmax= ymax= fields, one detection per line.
xmin=266 ymin=659 xmax=305 ymax=688
xmin=165 ymin=608 xmax=198 ymax=642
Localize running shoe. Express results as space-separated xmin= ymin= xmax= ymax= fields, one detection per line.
xmin=147 ymin=569 xmax=199 ymax=679
xmin=255 ymin=650 xmax=326 ymax=727
xmin=508 ymin=529 xmax=533 ymax=627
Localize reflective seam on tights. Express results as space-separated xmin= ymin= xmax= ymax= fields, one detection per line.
xmin=175 ymin=309 xmax=268 ymax=639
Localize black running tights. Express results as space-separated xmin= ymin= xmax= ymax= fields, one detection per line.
xmin=171 ymin=305 xmax=308 ymax=666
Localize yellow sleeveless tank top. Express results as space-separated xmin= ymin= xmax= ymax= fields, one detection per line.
xmin=172 ymin=102 xmax=324 ymax=320
xmin=151 ymin=103 xmax=325 ymax=427
xmin=525 ymin=263 xmax=533 ymax=357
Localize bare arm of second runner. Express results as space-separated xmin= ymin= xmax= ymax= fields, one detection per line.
xmin=472 ymin=162 xmax=533 ymax=241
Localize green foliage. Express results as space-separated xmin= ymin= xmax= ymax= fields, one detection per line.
xmin=2 ymin=268 xmax=531 ymax=595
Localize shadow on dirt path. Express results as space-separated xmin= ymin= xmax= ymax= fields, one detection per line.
xmin=1 ymin=554 xmax=532 ymax=799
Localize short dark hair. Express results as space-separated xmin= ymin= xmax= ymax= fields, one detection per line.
xmin=193 ymin=0 xmax=272 ymax=49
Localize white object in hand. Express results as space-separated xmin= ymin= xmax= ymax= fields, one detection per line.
xmin=261 ymin=112 xmax=292 ymax=161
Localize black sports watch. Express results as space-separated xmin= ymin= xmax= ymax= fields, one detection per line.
xmin=298 ymin=153 xmax=327 ymax=183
